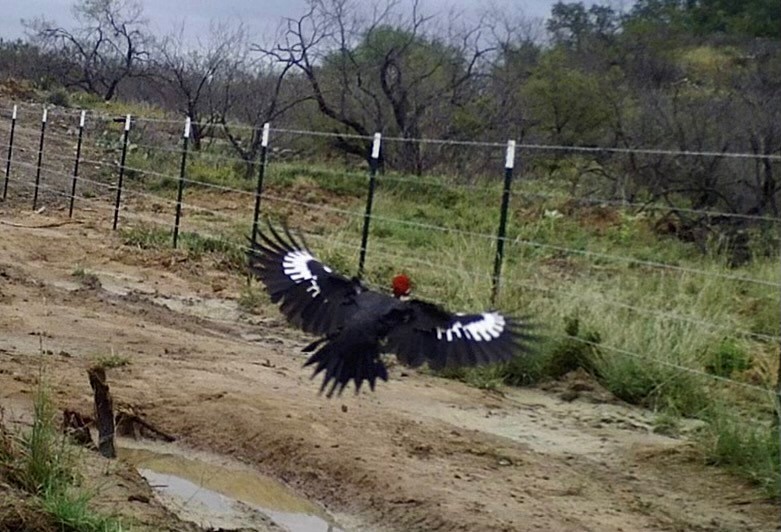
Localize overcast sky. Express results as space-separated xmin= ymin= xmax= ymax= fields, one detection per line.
xmin=0 ymin=1 xmax=594 ymax=43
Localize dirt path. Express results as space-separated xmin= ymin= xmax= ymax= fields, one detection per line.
xmin=0 ymin=207 xmax=777 ymax=532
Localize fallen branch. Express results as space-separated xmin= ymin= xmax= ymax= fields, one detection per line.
xmin=115 ymin=411 xmax=175 ymax=442
xmin=62 ymin=409 xmax=96 ymax=450
xmin=0 ymin=219 xmax=82 ymax=229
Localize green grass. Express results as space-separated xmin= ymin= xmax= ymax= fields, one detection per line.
xmin=121 ymin=225 xmax=246 ymax=272
xmin=699 ymin=402 xmax=780 ymax=497
xmin=72 ymin=267 xmax=101 ymax=289
xmin=238 ymin=284 xmax=269 ymax=314
xmin=92 ymin=353 xmax=131 ymax=369
xmin=120 ymin=225 xmax=172 ymax=249
xmin=16 ymin=380 xmax=75 ymax=495
xmin=40 ymin=487 xmax=124 ymax=531
xmin=0 ymin=367 xmax=125 ymax=530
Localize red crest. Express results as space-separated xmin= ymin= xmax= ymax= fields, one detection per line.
xmin=391 ymin=274 xmax=411 ymax=298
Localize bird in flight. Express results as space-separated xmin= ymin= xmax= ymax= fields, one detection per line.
xmin=247 ymin=222 xmax=537 ymax=397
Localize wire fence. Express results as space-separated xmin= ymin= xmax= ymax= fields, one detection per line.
xmin=2 ymin=170 xmax=777 ymax=401
xmin=0 ymin=103 xmax=780 ymax=403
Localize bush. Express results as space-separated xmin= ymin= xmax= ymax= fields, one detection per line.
xmin=700 ymin=404 xmax=780 ymax=497
xmin=546 ymin=316 xmax=600 ymax=377
xmin=121 ymin=225 xmax=170 ymax=249
xmin=704 ymin=338 xmax=750 ymax=378
xmin=46 ymin=89 xmax=70 ymax=108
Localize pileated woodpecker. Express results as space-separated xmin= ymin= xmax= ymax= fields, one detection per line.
xmin=247 ymin=222 xmax=536 ymax=397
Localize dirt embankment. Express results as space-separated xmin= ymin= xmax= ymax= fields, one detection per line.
xmin=0 ymin=207 xmax=778 ymax=532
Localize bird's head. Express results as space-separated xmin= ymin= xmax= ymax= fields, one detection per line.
xmin=391 ymin=274 xmax=412 ymax=299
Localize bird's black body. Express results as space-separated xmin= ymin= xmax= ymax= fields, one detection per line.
xmin=247 ymin=222 xmax=537 ymax=397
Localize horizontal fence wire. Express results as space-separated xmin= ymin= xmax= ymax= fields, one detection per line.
xmin=3 ymin=122 xmax=781 ymax=262
xmin=21 ymin=106 xmax=781 ymax=162
xmin=4 ymin=171 xmax=775 ymax=398
xmin=4 ymin=175 xmax=174 ymax=228
xmin=12 ymin=144 xmax=780 ymax=289
xmin=16 ymin=125 xmax=780 ymax=225
xmin=516 ymin=191 xmax=781 ymax=224
xmin=2 ymin=107 xmax=780 ymax=355
xmin=7 ymin=107 xmax=781 ymax=223
xmin=7 ymin=157 xmax=776 ymax=344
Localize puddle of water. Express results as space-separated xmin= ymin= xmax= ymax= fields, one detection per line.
xmin=118 ymin=441 xmax=344 ymax=532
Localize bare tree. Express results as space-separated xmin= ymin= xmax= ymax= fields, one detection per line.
xmin=260 ymin=0 xmax=495 ymax=174
xmin=483 ymin=8 xmax=544 ymax=142
xmin=24 ymin=0 xmax=151 ymax=101
xmin=218 ymin=53 xmax=310 ymax=177
xmin=732 ymin=47 xmax=781 ymax=218
xmin=153 ymin=21 xmax=248 ymax=151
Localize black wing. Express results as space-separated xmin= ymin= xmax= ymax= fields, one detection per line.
xmin=247 ymin=221 xmax=361 ymax=336
xmin=385 ymin=299 xmax=536 ymax=371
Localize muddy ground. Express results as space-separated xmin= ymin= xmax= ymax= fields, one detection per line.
xmin=0 ymin=202 xmax=778 ymax=531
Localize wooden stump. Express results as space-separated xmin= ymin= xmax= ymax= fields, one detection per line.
xmin=87 ymin=366 xmax=116 ymax=458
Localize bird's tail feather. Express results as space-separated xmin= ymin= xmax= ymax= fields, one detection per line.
xmin=303 ymin=337 xmax=388 ymax=398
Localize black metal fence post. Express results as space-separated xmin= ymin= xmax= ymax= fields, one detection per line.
xmin=112 ymin=114 xmax=132 ymax=230
xmin=251 ymin=122 xmax=271 ymax=247
xmin=358 ymin=132 xmax=382 ymax=278
xmin=776 ymin=244 xmax=781 ymax=510
xmin=32 ymin=107 xmax=48 ymax=211
xmin=68 ymin=110 xmax=86 ymax=218
xmin=2 ymin=104 xmax=17 ymax=201
xmin=491 ymin=139 xmax=516 ymax=304
xmin=173 ymin=117 xmax=191 ymax=248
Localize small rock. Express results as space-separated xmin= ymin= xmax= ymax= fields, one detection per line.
xmin=560 ymin=390 xmax=579 ymax=402
xmin=341 ymin=404 xmax=348 ymax=413
xmin=570 ymin=382 xmax=594 ymax=392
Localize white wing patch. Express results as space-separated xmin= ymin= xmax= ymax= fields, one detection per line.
xmin=436 ymin=312 xmax=506 ymax=342
xmin=282 ymin=250 xmax=321 ymax=298
xmin=282 ymin=250 xmax=314 ymax=280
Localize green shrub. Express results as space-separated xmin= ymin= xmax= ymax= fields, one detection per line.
xmin=238 ymin=285 xmax=268 ymax=313
xmin=503 ymin=349 xmax=550 ymax=386
xmin=546 ymin=316 xmax=600 ymax=377
xmin=596 ymin=356 xmax=710 ymax=417
xmin=704 ymin=338 xmax=750 ymax=378
xmin=121 ymin=226 xmax=170 ymax=249
xmin=271 ymin=164 xmax=366 ymax=197
xmin=92 ymin=353 xmax=130 ymax=369
xmin=46 ymin=89 xmax=70 ymax=108
xmin=700 ymin=403 xmax=780 ymax=497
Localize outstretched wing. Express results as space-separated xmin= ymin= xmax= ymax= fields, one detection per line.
xmin=385 ymin=299 xmax=536 ymax=371
xmin=247 ymin=221 xmax=361 ymax=336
